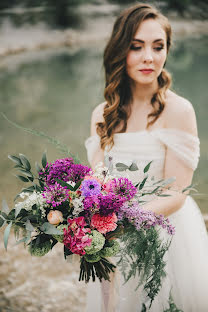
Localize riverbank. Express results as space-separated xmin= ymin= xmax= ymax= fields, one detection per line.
xmin=0 ymin=3 xmax=208 ymax=57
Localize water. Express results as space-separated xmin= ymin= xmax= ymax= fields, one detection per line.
xmin=0 ymin=35 xmax=207 ymax=312
xmin=1 ymin=36 xmax=207 ymax=212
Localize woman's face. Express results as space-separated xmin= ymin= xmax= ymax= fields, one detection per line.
xmin=126 ymin=18 xmax=167 ymax=86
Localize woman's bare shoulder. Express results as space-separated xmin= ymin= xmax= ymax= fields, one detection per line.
xmin=90 ymin=102 xmax=106 ymax=136
xmin=164 ymin=90 xmax=197 ymax=135
xmin=91 ymin=101 xmax=107 ymax=122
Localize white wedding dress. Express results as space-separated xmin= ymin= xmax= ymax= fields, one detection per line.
xmin=84 ymin=128 xmax=208 ymax=312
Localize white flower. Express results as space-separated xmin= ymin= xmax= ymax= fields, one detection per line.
xmin=66 ymin=181 xmax=76 ymax=187
xmin=14 ymin=191 xmax=48 ymax=217
xmin=72 ymin=197 xmax=84 ymax=216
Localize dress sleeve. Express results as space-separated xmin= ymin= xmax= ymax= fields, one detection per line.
xmin=152 ymin=128 xmax=200 ymax=171
xmin=84 ymin=135 xmax=100 ymax=165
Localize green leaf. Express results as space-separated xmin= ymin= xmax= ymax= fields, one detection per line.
xmin=14 ymin=164 xmax=23 ymax=169
xmin=21 ymin=186 xmax=35 ymax=193
xmin=15 ymin=237 xmax=28 ymax=245
xmin=15 ymin=175 xmax=30 ymax=182
xmin=42 ymin=151 xmax=47 ymax=168
xmin=4 ymin=222 xmax=12 ymax=250
xmin=161 ymin=177 xmax=176 ymax=186
xmin=8 ymin=155 xmax=22 ymax=166
xmin=40 ymin=222 xmax=62 ymax=235
xmin=2 ymin=199 xmax=10 ymax=214
xmin=115 ymin=163 xmax=129 ymax=172
xmin=0 ymin=216 xmax=5 ymax=227
xmin=55 ymin=178 xmax=74 ymax=191
xmin=0 ymin=211 xmax=8 ymax=219
xmin=74 ymin=179 xmax=83 ymax=191
xmin=17 ymin=169 xmax=33 ymax=179
xmin=25 ymin=220 xmax=35 ymax=232
xmin=35 ymin=161 xmax=42 ymax=173
xmin=143 ymin=161 xmax=152 ymax=173
xmin=157 ymin=194 xmax=171 ymax=197
xmin=129 ymin=162 xmax=139 ymax=171
xmin=139 ymin=177 xmax=148 ymax=190
xmin=19 ymin=154 xmax=31 ymax=171
xmin=15 ymin=205 xmax=23 ymax=218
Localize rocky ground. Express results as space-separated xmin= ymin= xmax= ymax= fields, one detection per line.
xmin=0 ymin=232 xmax=86 ymax=312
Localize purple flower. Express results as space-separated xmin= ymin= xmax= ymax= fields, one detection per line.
xmin=98 ymin=193 xmax=125 ymax=216
xmin=118 ymin=201 xmax=175 ymax=235
xmin=109 ymin=177 xmax=137 ymax=201
xmin=67 ymin=164 xmax=92 ymax=183
xmin=39 ymin=158 xmax=91 ymax=186
xmin=80 ymin=179 xmax=101 ymax=197
xmin=42 ymin=181 xmax=71 ymax=207
xmin=40 ymin=158 xmax=74 ymax=186
xmin=83 ymin=196 xmax=100 ymax=215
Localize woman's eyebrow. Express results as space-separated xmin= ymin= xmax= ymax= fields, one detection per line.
xmin=132 ymin=39 xmax=164 ymax=43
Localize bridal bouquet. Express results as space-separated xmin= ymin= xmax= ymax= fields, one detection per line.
xmin=1 ymin=151 xmax=175 ymax=307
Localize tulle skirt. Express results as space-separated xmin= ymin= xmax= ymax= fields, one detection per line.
xmin=85 ymin=196 xmax=208 ymax=312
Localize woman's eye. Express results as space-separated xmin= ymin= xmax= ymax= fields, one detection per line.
xmin=154 ymin=46 xmax=164 ymax=51
xmin=130 ymin=45 xmax=142 ymax=50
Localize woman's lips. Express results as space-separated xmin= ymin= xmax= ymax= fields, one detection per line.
xmin=139 ymin=69 xmax=154 ymax=74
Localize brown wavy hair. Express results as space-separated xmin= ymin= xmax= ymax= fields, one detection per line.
xmin=97 ymin=3 xmax=172 ymax=149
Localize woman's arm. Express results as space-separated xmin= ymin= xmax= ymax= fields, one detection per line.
xmin=144 ymin=97 xmax=198 ymax=217
xmin=90 ymin=102 xmax=106 ymax=170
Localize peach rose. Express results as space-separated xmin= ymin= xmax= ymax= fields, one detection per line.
xmin=47 ymin=210 xmax=63 ymax=225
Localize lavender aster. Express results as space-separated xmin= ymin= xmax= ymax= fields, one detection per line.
xmin=109 ymin=177 xmax=137 ymax=201
xmin=80 ymin=179 xmax=101 ymax=197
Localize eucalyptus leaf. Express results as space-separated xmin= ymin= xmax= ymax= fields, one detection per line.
xmin=21 ymin=186 xmax=35 ymax=193
xmin=18 ymin=169 xmax=33 ymax=178
xmin=35 ymin=161 xmax=42 ymax=173
xmin=8 ymin=155 xmax=22 ymax=166
xmin=15 ymin=237 xmax=28 ymax=245
xmin=4 ymin=222 xmax=12 ymax=250
xmin=15 ymin=175 xmax=30 ymax=183
xmin=2 ymin=199 xmax=10 ymax=214
xmin=15 ymin=205 xmax=23 ymax=218
xmin=143 ymin=161 xmax=152 ymax=173
xmin=25 ymin=220 xmax=35 ymax=232
xmin=0 ymin=216 xmax=5 ymax=227
xmin=19 ymin=154 xmax=31 ymax=171
xmin=161 ymin=177 xmax=176 ymax=186
xmin=115 ymin=163 xmax=129 ymax=172
xmin=14 ymin=164 xmax=23 ymax=169
xmin=40 ymin=222 xmax=62 ymax=235
xmin=129 ymin=162 xmax=139 ymax=171
xmin=42 ymin=151 xmax=47 ymax=168
xmin=0 ymin=212 xmax=8 ymax=219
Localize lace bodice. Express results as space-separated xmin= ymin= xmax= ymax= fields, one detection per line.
xmin=85 ymin=128 xmax=200 ymax=183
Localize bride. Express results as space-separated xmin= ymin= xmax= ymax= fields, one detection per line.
xmin=85 ymin=3 xmax=208 ymax=311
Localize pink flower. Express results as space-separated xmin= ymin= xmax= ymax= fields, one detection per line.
xmin=63 ymin=216 xmax=92 ymax=255
xmin=102 ymin=181 xmax=112 ymax=193
xmin=91 ymin=213 xmax=118 ymax=234
xmin=47 ymin=210 xmax=63 ymax=225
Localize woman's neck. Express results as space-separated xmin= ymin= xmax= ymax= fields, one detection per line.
xmin=130 ymin=80 xmax=158 ymax=107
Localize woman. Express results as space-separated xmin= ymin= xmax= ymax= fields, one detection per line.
xmin=85 ymin=3 xmax=208 ymax=311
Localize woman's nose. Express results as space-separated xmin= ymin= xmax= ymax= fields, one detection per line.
xmin=143 ymin=49 xmax=153 ymax=63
